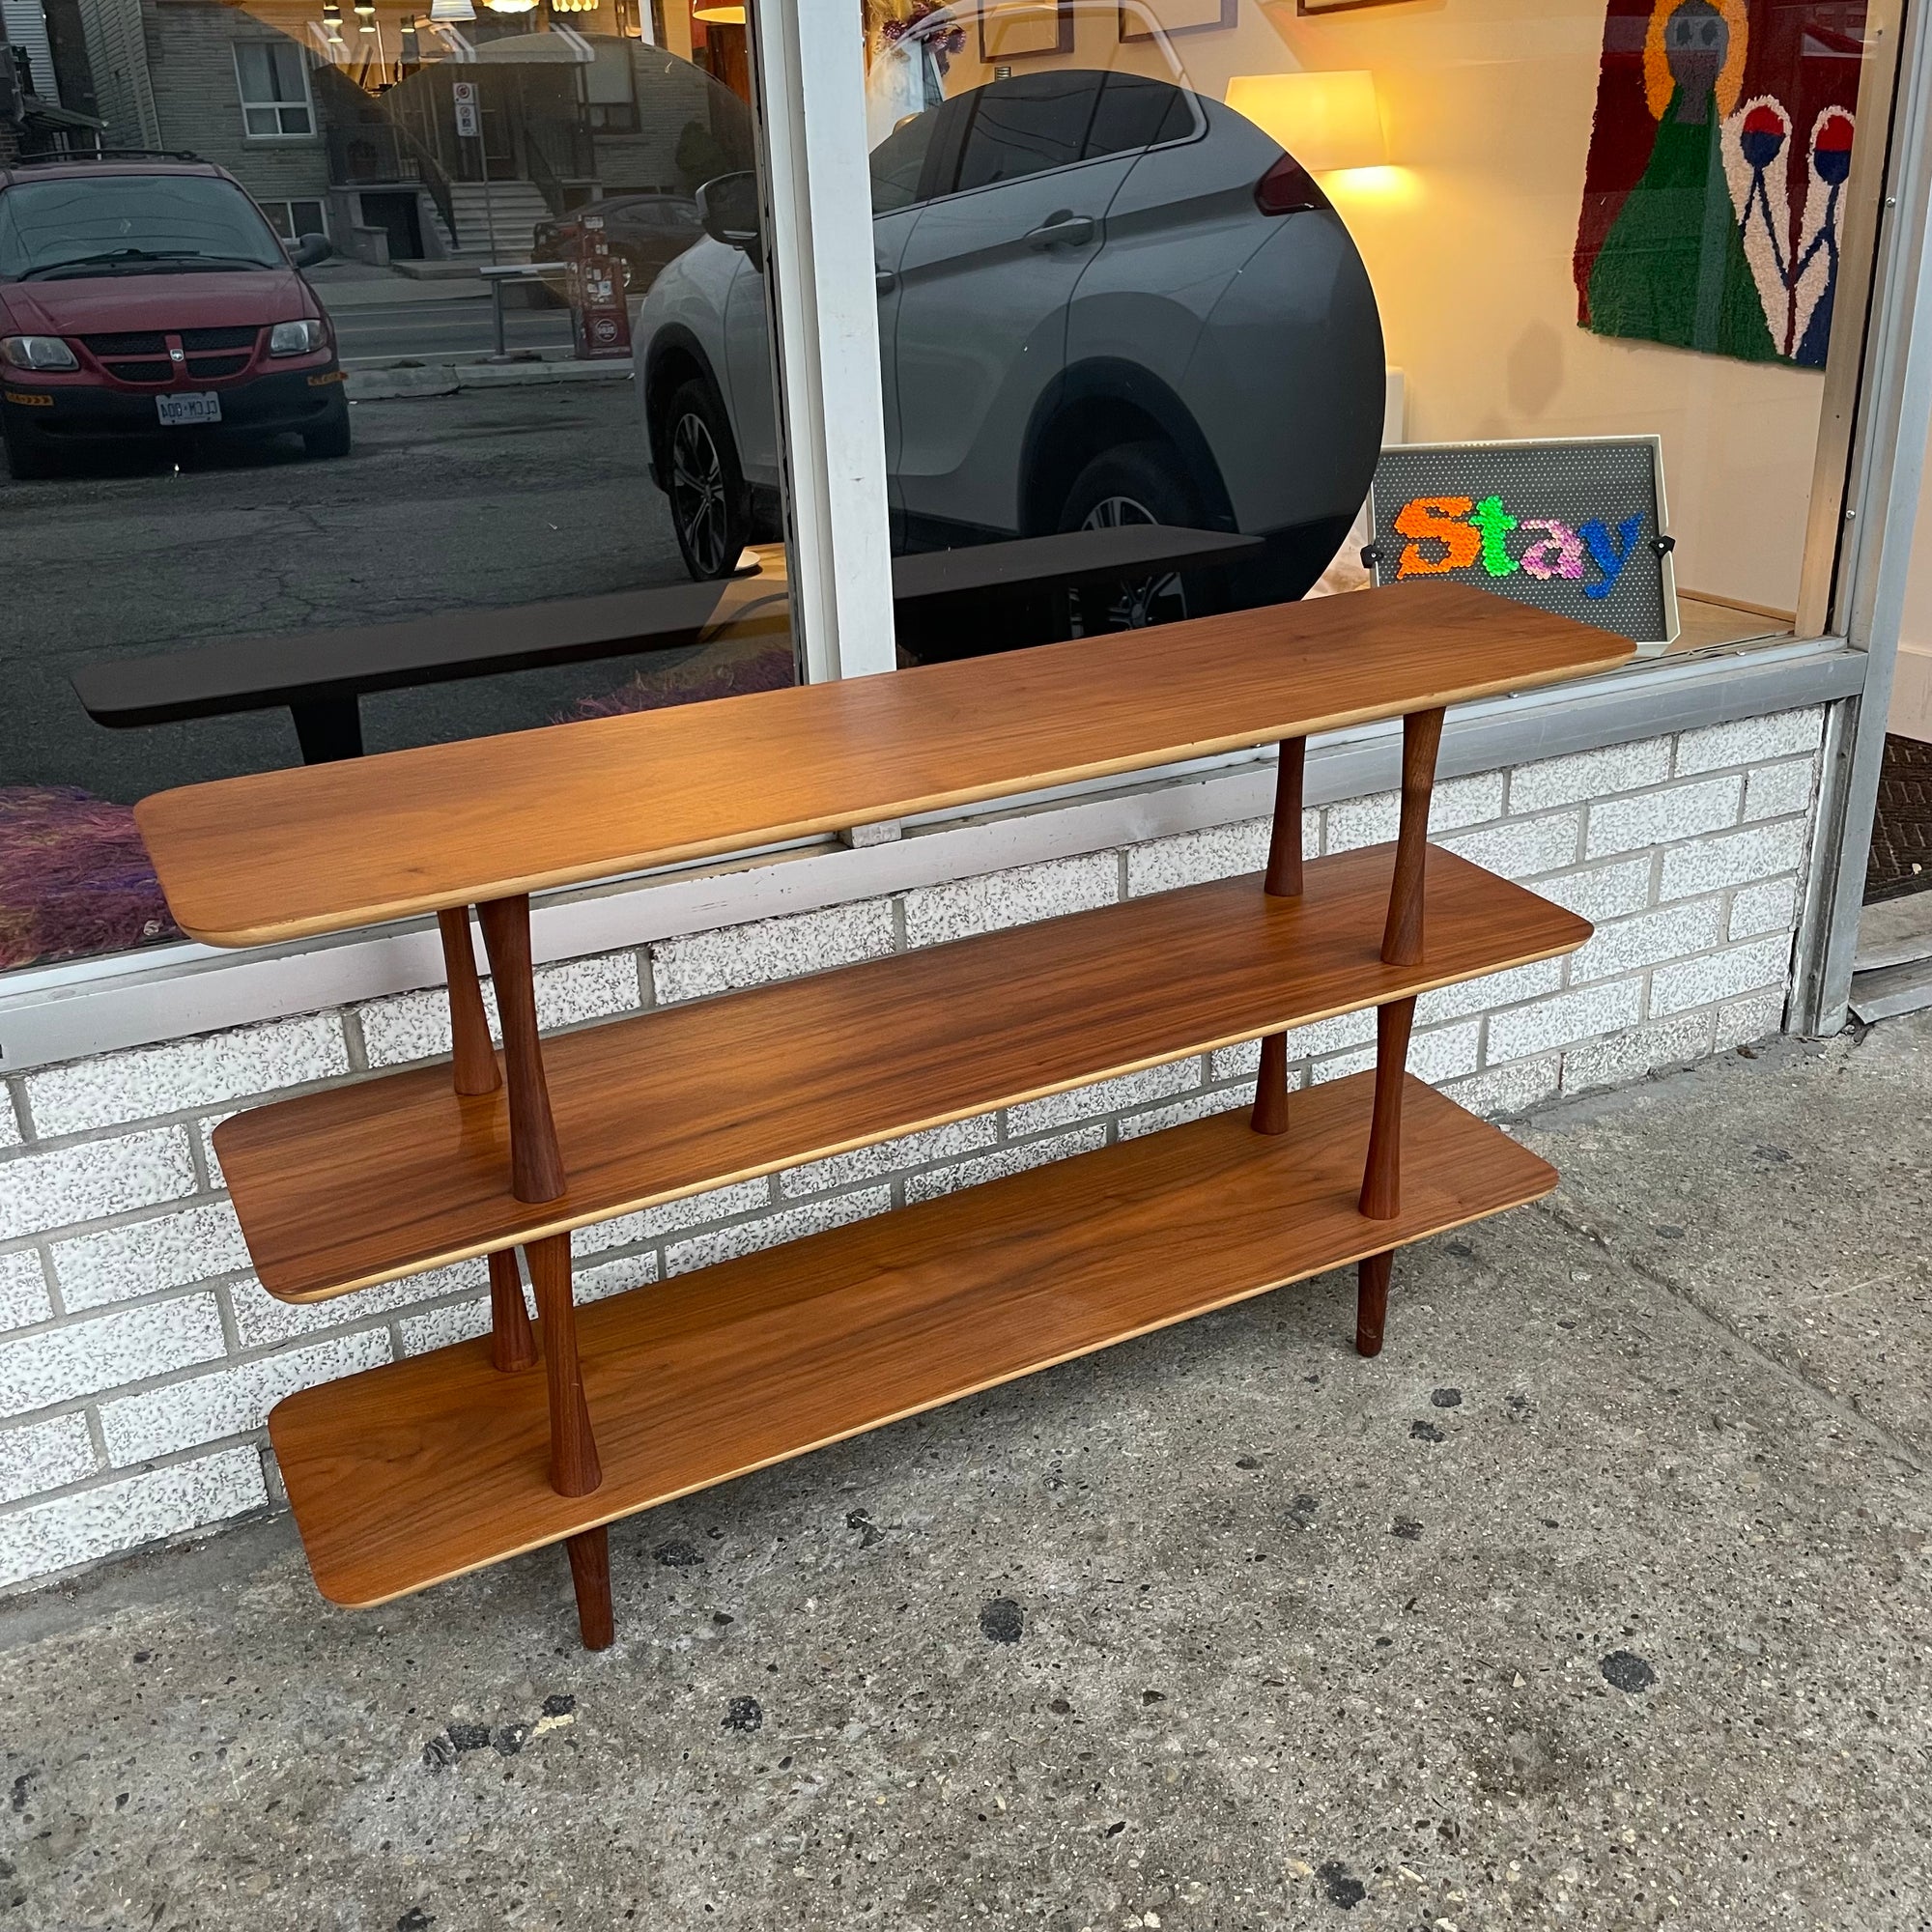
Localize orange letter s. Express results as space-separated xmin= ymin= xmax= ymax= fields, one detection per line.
xmin=1393 ymin=497 xmax=1481 ymax=579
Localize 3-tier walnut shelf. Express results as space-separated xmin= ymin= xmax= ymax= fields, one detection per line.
xmin=135 ymin=581 xmax=1632 ymax=1651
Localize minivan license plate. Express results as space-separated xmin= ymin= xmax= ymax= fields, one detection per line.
xmin=156 ymin=392 xmax=221 ymax=427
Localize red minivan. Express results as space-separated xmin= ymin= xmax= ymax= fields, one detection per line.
xmin=0 ymin=153 xmax=348 ymax=481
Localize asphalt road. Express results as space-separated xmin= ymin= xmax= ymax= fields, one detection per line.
xmin=2 ymin=382 xmax=696 ymax=804
xmin=327 ymin=293 xmax=576 ymax=363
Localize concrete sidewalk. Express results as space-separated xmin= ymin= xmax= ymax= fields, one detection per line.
xmin=2 ymin=1013 xmax=1929 ymax=1931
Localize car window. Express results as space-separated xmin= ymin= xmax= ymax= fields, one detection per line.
xmin=0 ymin=174 xmax=285 ymax=280
xmin=951 ymin=71 xmax=1106 ymax=194
xmin=870 ymin=109 xmax=942 ymax=214
xmin=1084 ymin=72 xmax=1196 ymax=161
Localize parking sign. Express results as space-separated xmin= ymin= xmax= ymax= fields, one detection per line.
xmin=452 ymin=80 xmax=479 ymax=139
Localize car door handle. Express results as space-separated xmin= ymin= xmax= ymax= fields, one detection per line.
xmin=1025 ymin=213 xmax=1096 ymax=248
xmin=875 ymin=270 xmax=896 ymax=295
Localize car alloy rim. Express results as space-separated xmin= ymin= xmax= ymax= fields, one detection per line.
xmin=1078 ymin=494 xmax=1188 ymax=632
xmin=671 ymin=411 xmax=731 ymax=576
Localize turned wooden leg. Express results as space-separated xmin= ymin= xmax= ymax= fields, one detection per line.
xmin=1380 ymin=708 xmax=1444 ymax=968
xmin=1264 ymin=736 xmax=1307 ymax=899
xmin=437 ymin=907 xmax=500 ymax=1099
xmin=1356 ymin=1250 xmax=1393 ymax=1358
xmin=565 ymin=1526 xmax=614 ymax=1651
xmin=1251 ymin=1031 xmax=1292 ymax=1136
xmin=1253 ymin=738 xmax=1307 ymax=1136
xmin=1358 ymin=996 xmax=1416 ymax=1221
xmin=476 ymin=894 xmax=566 ymax=1205
xmin=487 ymin=1248 xmax=537 ymax=1374
xmin=526 ymin=1233 xmax=602 ymax=1497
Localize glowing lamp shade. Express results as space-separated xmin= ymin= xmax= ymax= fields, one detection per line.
xmin=354 ymin=0 xmax=375 ymax=14
xmin=693 ymin=3 xmax=747 ymax=20
xmin=1225 ymin=71 xmax=1385 ymax=173
xmin=428 ymin=0 xmax=476 ymax=17
xmin=482 ymin=0 xmax=538 ymax=12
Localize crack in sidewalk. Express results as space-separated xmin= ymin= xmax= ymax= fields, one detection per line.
xmin=1528 ymin=1194 xmax=1928 ymax=1476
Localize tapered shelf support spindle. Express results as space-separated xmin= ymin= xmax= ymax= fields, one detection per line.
xmin=526 ymin=1232 xmax=603 ymax=1499
xmin=476 ymin=894 xmax=566 ymax=1205
xmin=486 ymin=1249 xmax=537 ymax=1374
xmin=1358 ymin=996 xmax=1416 ymax=1221
xmin=1380 ymin=708 xmax=1444 ymax=968
xmin=437 ymin=907 xmax=500 ymax=1099
xmin=1252 ymin=738 xmax=1307 ymax=1137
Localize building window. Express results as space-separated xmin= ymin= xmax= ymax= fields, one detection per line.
xmin=234 ymin=40 xmax=314 ymax=138
xmin=261 ymin=197 xmax=327 ymax=242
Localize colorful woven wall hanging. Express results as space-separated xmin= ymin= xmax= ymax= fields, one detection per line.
xmin=1574 ymin=0 xmax=1867 ymax=368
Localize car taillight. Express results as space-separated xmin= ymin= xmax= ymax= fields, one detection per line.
xmin=1255 ymin=153 xmax=1331 ymax=216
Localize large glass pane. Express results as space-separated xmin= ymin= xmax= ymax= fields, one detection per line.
xmin=0 ymin=0 xmax=795 ymax=972
xmin=856 ymin=0 xmax=1891 ymax=668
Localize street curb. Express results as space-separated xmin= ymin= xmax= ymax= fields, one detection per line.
xmin=347 ymin=360 xmax=632 ymax=402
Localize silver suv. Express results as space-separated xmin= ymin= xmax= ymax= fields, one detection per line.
xmin=636 ymin=68 xmax=1384 ymax=618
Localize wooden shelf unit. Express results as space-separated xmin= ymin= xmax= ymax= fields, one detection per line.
xmin=132 ymin=581 xmax=1633 ymax=1651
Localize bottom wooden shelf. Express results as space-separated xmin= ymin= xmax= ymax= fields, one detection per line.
xmin=270 ymin=1071 xmax=1555 ymax=1608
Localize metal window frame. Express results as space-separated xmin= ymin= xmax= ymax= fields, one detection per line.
xmin=1790 ymin=0 xmax=1932 ymax=1034
xmin=743 ymin=0 xmax=896 ymax=685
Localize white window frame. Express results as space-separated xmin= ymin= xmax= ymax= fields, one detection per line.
xmin=1 ymin=0 xmax=1929 ymax=1067
xmin=233 ymin=39 xmax=317 ymax=142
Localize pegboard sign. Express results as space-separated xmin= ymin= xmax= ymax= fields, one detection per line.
xmin=1366 ymin=437 xmax=1678 ymax=654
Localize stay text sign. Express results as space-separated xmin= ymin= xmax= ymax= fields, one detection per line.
xmin=1367 ymin=437 xmax=1677 ymax=651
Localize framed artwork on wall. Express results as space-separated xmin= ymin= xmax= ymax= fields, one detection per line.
xmin=1120 ymin=0 xmax=1236 ymax=41
xmin=1297 ymin=0 xmax=1424 ymax=14
xmin=979 ymin=0 xmax=1074 ymax=60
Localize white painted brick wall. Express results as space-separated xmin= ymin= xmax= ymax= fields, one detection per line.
xmin=0 ymin=707 xmax=1826 ymax=1592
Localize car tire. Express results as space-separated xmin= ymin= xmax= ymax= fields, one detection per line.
xmin=1056 ymin=440 xmax=1208 ymax=631
xmin=662 ymin=377 xmax=750 ymax=581
xmin=302 ymin=400 xmax=352 ymax=461
xmin=1 ymin=418 xmax=57 ymax=482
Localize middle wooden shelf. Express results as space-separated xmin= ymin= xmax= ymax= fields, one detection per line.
xmin=217 ymin=842 xmax=1590 ymax=1304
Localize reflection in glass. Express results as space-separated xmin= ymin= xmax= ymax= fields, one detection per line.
xmin=838 ymin=0 xmax=1873 ymax=668
xmin=0 ymin=0 xmax=790 ymax=972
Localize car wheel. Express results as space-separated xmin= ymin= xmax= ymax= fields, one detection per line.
xmin=1057 ymin=440 xmax=1207 ymax=632
xmin=302 ymin=400 xmax=352 ymax=461
xmin=1 ymin=418 xmax=57 ymax=482
xmin=663 ymin=377 xmax=750 ymax=581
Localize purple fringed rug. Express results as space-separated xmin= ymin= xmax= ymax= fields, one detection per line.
xmin=0 ymin=785 xmax=180 ymax=973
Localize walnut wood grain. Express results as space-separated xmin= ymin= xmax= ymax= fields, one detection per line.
xmin=214 ymin=848 xmax=1590 ymax=1303
xmin=526 ymin=1234 xmax=601 ymax=1497
xmin=437 ymin=908 xmax=499 ymax=1099
xmin=268 ymin=1073 xmax=1556 ymax=1608
xmin=1355 ymin=1251 xmax=1393 ymax=1358
xmin=476 ymin=895 xmax=565 ymax=1206
xmin=487 ymin=1249 xmax=537 ymax=1374
xmin=1380 ymin=708 xmax=1444 ymax=968
xmin=1358 ymin=998 xmax=1419 ymax=1221
xmin=136 ymin=584 xmax=1631 ymax=949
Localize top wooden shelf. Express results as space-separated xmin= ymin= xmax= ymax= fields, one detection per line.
xmin=135 ymin=582 xmax=1632 ymax=948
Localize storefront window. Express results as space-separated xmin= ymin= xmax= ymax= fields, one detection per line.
xmin=0 ymin=0 xmax=1902 ymax=979
xmin=851 ymin=0 xmax=1885 ymax=665
xmin=0 ymin=0 xmax=793 ymax=972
